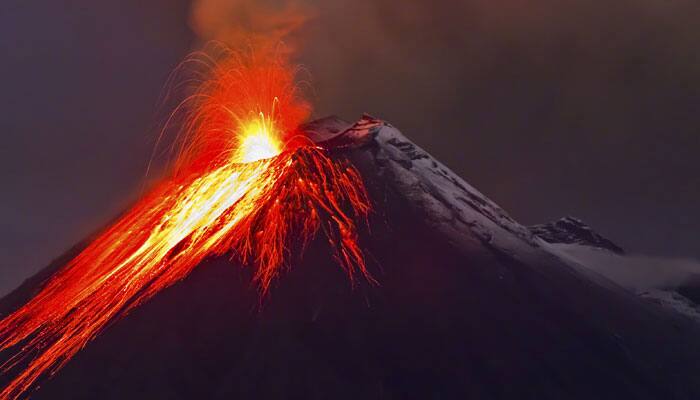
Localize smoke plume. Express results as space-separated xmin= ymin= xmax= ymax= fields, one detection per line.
xmin=559 ymin=245 xmax=700 ymax=292
xmin=189 ymin=0 xmax=315 ymax=53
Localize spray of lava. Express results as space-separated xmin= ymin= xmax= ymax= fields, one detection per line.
xmin=0 ymin=50 xmax=371 ymax=400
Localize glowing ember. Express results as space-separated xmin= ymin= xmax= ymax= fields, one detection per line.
xmin=0 ymin=51 xmax=371 ymax=400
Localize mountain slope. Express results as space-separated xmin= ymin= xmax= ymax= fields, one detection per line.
xmin=2 ymin=116 xmax=700 ymax=400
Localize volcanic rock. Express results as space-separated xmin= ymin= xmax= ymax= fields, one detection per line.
xmin=2 ymin=116 xmax=700 ymax=400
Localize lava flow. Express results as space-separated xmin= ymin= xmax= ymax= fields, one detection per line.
xmin=0 ymin=50 xmax=371 ymax=400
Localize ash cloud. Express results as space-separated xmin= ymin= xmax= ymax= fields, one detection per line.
xmin=188 ymin=0 xmax=315 ymax=53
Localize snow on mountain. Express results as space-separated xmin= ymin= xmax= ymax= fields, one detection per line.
xmin=347 ymin=114 xmax=700 ymax=323
xmin=548 ymin=242 xmax=700 ymax=322
xmin=530 ymin=217 xmax=624 ymax=253
xmin=343 ymin=115 xmax=542 ymax=256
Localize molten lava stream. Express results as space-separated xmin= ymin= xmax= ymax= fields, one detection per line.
xmin=0 ymin=51 xmax=371 ymax=400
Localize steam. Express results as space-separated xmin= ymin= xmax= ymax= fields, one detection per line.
xmin=189 ymin=0 xmax=314 ymax=53
xmin=556 ymin=244 xmax=700 ymax=292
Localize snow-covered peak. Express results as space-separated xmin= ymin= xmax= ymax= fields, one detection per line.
xmin=323 ymin=115 xmax=700 ymax=325
xmin=338 ymin=115 xmax=541 ymax=258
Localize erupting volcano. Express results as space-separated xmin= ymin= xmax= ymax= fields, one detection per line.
xmin=0 ymin=50 xmax=371 ymax=400
xmin=4 ymin=46 xmax=700 ymax=400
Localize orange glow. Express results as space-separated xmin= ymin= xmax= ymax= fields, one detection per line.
xmin=0 ymin=51 xmax=371 ymax=400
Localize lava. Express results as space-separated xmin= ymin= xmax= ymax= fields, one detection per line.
xmin=0 ymin=51 xmax=371 ymax=400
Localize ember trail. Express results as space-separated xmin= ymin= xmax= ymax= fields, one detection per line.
xmin=0 ymin=51 xmax=371 ymax=400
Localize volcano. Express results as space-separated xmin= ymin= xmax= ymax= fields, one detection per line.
xmin=2 ymin=115 xmax=700 ymax=400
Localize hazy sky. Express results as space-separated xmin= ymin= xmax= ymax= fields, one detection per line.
xmin=1 ymin=0 xmax=699 ymax=295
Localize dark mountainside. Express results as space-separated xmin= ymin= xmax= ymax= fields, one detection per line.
xmin=2 ymin=116 xmax=700 ymax=399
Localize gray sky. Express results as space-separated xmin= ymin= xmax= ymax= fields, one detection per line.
xmin=1 ymin=0 xmax=699 ymax=296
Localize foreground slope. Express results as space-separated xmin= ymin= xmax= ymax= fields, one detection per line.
xmin=2 ymin=116 xmax=700 ymax=399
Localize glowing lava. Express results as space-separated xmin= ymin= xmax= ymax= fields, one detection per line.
xmin=235 ymin=113 xmax=283 ymax=162
xmin=0 ymin=51 xmax=371 ymax=400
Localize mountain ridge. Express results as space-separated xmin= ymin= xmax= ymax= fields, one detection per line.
xmin=2 ymin=115 xmax=700 ymax=399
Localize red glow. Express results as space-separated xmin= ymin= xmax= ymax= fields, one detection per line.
xmin=0 ymin=51 xmax=371 ymax=400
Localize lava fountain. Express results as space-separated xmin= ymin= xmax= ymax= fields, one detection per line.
xmin=0 ymin=50 xmax=371 ymax=400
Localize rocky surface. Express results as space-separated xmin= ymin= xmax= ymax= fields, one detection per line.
xmin=3 ymin=116 xmax=700 ymax=400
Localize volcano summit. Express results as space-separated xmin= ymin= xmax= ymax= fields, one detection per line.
xmin=2 ymin=115 xmax=700 ymax=400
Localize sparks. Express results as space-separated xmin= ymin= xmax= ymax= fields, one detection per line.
xmin=0 ymin=50 xmax=371 ymax=400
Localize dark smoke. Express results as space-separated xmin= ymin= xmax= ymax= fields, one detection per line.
xmin=189 ymin=0 xmax=314 ymax=53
